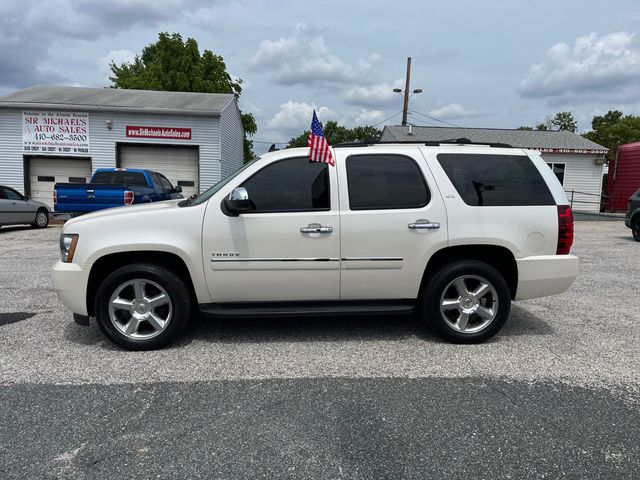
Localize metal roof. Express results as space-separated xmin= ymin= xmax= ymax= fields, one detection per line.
xmin=381 ymin=125 xmax=608 ymax=153
xmin=0 ymin=85 xmax=234 ymax=116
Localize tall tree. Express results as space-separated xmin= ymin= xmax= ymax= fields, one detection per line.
xmin=287 ymin=121 xmax=381 ymax=148
xmin=551 ymin=111 xmax=578 ymax=132
xmin=109 ymin=32 xmax=257 ymax=161
xmin=583 ymin=110 xmax=640 ymax=161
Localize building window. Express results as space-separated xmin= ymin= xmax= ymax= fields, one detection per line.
xmin=547 ymin=163 xmax=566 ymax=186
xmin=37 ymin=176 xmax=55 ymax=182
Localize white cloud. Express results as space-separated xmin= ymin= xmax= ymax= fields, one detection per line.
xmin=428 ymin=103 xmax=477 ymax=119
xmin=354 ymin=109 xmax=385 ymax=125
xmin=97 ymin=49 xmax=136 ymax=84
xmin=519 ymin=31 xmax=640 ymax=101
xmin=344 ymin=80 xmax=404 ymax=108
xmin=250 ymin=24 xmax=380 ymax=88
xmin=267 ymin=101 xmax=336 ymax=130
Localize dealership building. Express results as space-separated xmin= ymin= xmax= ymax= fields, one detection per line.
xmin=0 ymin=86 xmax=244 ymax=207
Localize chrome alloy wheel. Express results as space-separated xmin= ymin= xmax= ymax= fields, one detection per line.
xmin=439 ymin=275 xmax=499 ymax=334
xmin=108 ymin=279 xmax=172 ymax=339
xmin=35 ymin=211 xmax=48 ymax=227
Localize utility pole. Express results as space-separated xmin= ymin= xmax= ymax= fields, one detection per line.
xmin=401 ymin=57 xmax=411 ymax=126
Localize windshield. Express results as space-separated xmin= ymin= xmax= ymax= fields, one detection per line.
xmin=185 ymin=157 xmax=259 ymax=207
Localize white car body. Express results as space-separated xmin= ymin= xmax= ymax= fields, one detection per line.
xmin=53 ymin=144 xmax=578 ymax=342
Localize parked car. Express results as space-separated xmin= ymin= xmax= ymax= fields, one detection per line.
xmin=54 ymin=168 xmax=183 ymax=214
xmin=52 ymin=140 xmax=579 ymax=350
xmin=624 ymin=187 xmax=640 ymax=241
xmin=0 ymin=185 xmax=49 ymax=229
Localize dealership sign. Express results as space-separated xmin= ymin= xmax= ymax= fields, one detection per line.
xmin=126 ymin=126 xmax=192 ymax=140
xmin=23 ymin=111 xmax=90 ymax=155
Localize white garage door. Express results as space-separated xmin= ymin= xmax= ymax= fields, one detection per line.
xmin=119 ymin=145 xmax=199 ymax=197
xmin=28 ymin=157 xmax=92 ymax=208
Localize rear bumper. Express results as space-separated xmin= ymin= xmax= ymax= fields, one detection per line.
xmin=52 ymin=261 xmax=90 ymax=316
xmin=515 ymin=255 xmax=579 ymax=300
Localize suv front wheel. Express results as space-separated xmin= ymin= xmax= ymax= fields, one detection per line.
xmin=95 ymin=263 xmax=192 ymax=350
xmin=422 ymin=260 xmax=511 ymax=343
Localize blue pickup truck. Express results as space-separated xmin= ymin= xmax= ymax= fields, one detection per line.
xmin=54 ymin=168 xmax=183 ymax=214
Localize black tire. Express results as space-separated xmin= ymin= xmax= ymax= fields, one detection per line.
xmin=632 ymin=217 xmax=640 ymax=242
xmin=421 ymin=260 xmax=511 ymax=344
xmin=31 ymin=208 xmax=49 ymax=228
xmin=94 ymin=263 xmax=192 ymax=350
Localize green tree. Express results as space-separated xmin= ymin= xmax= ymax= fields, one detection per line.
xmin=516 ymin=126 xmax=533 ymax=131
xmin=109 ymin=32 xmax=257 ymax=161
xmin=287 ymin=121 xmax=381 ymax=148
xmin=551 ymin=111 xmax=578 ymax=132
xmin=535 ymin=123 xmax=549 ymax=131
xmin=583 ymin=110 xmax=640 ymax=161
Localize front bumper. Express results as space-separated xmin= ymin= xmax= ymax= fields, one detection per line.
xmin=52 ymin=260 xmax=91 ymax=316
xmin=515 ymin=254 xmax=579 ymax=300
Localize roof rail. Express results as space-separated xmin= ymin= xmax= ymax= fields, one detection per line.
xmin=333 ymin=138 xmax=512 ymax=148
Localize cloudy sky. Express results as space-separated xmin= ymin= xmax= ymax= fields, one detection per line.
xmin=2 ymin=0 xmax=639 ymax=153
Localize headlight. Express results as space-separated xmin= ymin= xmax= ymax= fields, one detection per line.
xmin=60 ymin=234 xmax=79 ymax=263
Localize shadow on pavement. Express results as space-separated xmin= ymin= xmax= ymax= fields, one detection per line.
xmin=62 ymin=302 xmax=553 ymax=349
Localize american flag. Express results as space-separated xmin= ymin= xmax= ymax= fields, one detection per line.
xmin=308 ymin=110 xmax=335 ymax=166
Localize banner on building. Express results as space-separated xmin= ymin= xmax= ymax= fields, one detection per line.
xmin=126 ymin=126 xmax=192 ymax=140
xmin=22 ymin=111 xmax=90 ymax=155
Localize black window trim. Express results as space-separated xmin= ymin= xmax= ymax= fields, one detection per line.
xmin=345 ymin=153 xmax=432 ymax=211
xmin=222 ymin=156 xmax=332 ymax=215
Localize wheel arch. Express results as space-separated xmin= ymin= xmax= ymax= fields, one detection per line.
xmin=86 ymin=251 xmax=197 ymax=316
xmin=419 ymin=245 xmax=518 ymax=300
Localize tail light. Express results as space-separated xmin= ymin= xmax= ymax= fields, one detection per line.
xmin=124 ymin=190 xmax=134 ymax=206
xmin=556 ymin=205 xmax=574 ymax=254
xmin=53 ymin=189 xmax=57 ymax=206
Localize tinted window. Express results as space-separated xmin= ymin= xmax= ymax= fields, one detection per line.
xmin=3 ymin=188 xmax=23 ymax=200
xmin=437 ymin=154 xmax=555 ymax=206
xmin=241 ymin=157 xmax=329 ymax=212
xmin=0 ymin=188 xmax=6 ymax=199
xmin=159 ymin=175 xmax=174 ymax=191
xmin=346 ymin=154 xmax=430 ymax=210
xmin=91 ymin=171 xmax=148 ymax=187
xmin=149 ymin=172 xmax=164 ymax=192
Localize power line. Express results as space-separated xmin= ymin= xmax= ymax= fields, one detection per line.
xmin=409 ymin=109 xmax=461 ymax=127
xmin=372 ymin=110 xmax=404 ymax=128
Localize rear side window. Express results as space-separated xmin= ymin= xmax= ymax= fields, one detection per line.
xmin=346 ymin=154 xmax=430 ymax=210
xmin=437 ymin=154 xmax=555 ymax=206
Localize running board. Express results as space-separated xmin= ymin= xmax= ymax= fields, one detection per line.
xmin=198 ymin=300 xmax=416 ymax=319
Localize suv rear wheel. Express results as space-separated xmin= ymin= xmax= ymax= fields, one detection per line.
xmin=632 ymin=217 xmax=640 ymax=242
xmin=422 ymin=260 xmax=511 ymax=343
xmin=95 ymin=263 xmax=192 ymax=350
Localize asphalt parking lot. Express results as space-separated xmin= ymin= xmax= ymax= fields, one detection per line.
xmin=0 ymin=220 xmax=639 ymax=479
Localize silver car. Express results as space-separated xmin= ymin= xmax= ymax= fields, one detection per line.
xmin=0 ymin=185 xmax=50 ymax=228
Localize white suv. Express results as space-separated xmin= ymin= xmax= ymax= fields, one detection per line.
xmin=52 ymin=140 xmax=578 ymax=350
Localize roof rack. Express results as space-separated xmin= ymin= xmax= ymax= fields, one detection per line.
xmin=333 ymin=138 xmax=513 ymax=149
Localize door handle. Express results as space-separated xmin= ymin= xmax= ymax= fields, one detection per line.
xmin=408 ymin=220 xmax=440 ymax=230
xmin=300 ymin=224 xmax=333 ymax=234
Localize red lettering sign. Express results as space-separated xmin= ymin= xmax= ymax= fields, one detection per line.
xmin=126 ymin=126 xmax=192 ymax=140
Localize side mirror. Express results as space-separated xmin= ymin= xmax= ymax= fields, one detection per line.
xmin=173 ymin=185 xmax=182 ymax=193
xmin=23 ymin=194 xmax=30 ymax=200
xmin=224 ymin=187 xmax=251 ymax=214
